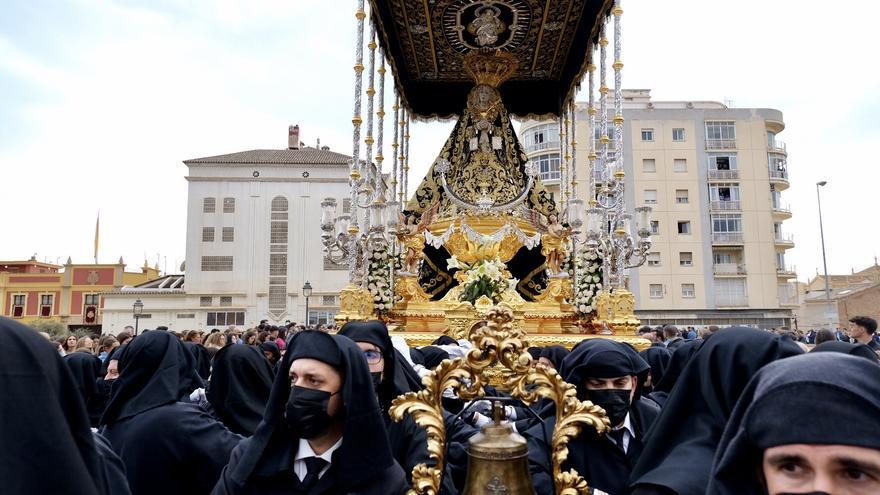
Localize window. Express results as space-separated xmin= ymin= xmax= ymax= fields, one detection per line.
xmin=672 ymin=128 xmax=685 ymax=141
xmin=677 ymin=221 xmax=691 ymax=234
xmin=525 ymin=123 xmax=560 ymax=151
xmin=679 ymin=252 xmax=693 ymax=266
xmin=177 ymin=313 xmax=196 ymax=319
xmin=650 ymin=220 xmax=660 ymax=235
xmin=675 ymin=189 xmax=689 ymax=204
xmin=708 ymin=153 xmax=738 ymax=170
xmin=40 ymin=294 xmax=53 ymax=317
xmin=200 ymin=296 xmax=213 ymax=307
xmin=710 ymin=184 xmax=740 ymax=202
xmin=203 ymin=197 xmax=216 ymax=213
xmin=322 ymin=295 xmax=338 ymax=306
xmin=644 ymin=189 xmax=658 ymax=204
xmin=647 ymin=252 xmax=661 ymax=266
xmin=649 ymin=284 xmax=664 ymax=298
xmin=641 ymin=128 xmax=654 ymax=141
xmin=201 ymin=256 xmax=233 ymax=271
xmin=533 ymin=153 xmax=561 ymax=181
xmin=270 ymin=253 xmax=287 ymax=276
xmin=681 ymin=283 xmax=696 ymax=298
xmin=673 ymin=159 xmax=687 ymax=172
xmin=222 ymin=227 xmax=234 ymax=242
xmin=223 ymin=197 xmax=235 ymax=213
xmin=308 ymin=310 xmax=338 ymax=326
xmin=12 ymin=294 xmax=25 ymax=318
xmin=642 ymin=158 xmax=656 ymax=173
xmin=715 ymin=278 xmax=747 ymax=305
xmin=220 ymin=296 xmax=232 ymax=307
xmin=202 ymin=227 xmax=215 ymax=242
xmin=270 ymin=222 xmax=288 ymax=244
xmin=711 ymin=214 xmax=742 ymax=233
xmin=705 ymin=121 xmax=736 ymax=141
xmin=207 ymin=311 xmax=245 ymax=327
xmin=84 ymin=294 xmax=99 ymax=305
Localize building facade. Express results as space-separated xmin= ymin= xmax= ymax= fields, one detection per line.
xmin=519 ymin=89 xmax=796 ymax=328
xmin=0 ymin=257 xmax=159 ymax=331
xmin=101 ymin=127 xmax=353 ymax=333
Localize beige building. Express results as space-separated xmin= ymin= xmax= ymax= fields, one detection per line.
xmin=519 ymin=89 xmax=796 ymax=328
xmin=796 ymin=262 xmax=880 ymax=330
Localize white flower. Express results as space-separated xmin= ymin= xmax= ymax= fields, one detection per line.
xmin=507 ymin=277 xmax=520 ymax=291
xmin=447 ymin=255 xmax=461 ymax=270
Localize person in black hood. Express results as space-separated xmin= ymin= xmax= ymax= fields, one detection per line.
xmin=184 ymin=340 xmax=214 ymax=380
xmin=646 ymin=338 xmax=703 ymax=407
xmin=526 ymin=339 xmax=661 ymax=495
xmin=65 ymin=348 xmax=105 ymax=427
xmin=709 ymin=352 xmax=880 ymax=495
xmin=810 ymin=340 xmax=880 ymax=363
xmin=537 ymin=345 xmax=569 ymax=371
xmin=0 ymin=316 xmax=131 ymax=495
xmin=212 ymin=330 xmax=408 ymax=495
xmin=639 ymin=346 xmax=671 ymax=396
xmin=338 ymin=320 xmax=430 ymax=485
xmin=629 ymin=327 xmax=804 ymax=495
xmin=101 ymin=331 xmax=241 ymax=495
xmin=207 ymin=344 xmax=276 ymax=436
xmin=411 ymin=345 xmax=450 ymax=369
xmin=260 ymin=341 xmax=282 ymax=367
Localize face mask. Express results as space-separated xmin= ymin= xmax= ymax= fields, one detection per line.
xmin=285 ymin=386 xmax=338 ymax=439
xmin=370 ymin=371 xmax=383 ymax=393
xmin=581 ymin=388 xmax=632 ymax=427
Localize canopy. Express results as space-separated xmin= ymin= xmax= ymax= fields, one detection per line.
xmin=370 ymin=0 xmax=613 ymax=119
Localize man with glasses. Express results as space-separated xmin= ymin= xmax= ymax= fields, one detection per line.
xmin=339 ymin=320 xmax=429 ymax=484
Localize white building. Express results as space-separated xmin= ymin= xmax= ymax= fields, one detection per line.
xmin=102 ymin=127 xmax=352 ymax=333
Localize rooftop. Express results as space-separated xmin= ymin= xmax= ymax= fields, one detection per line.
xmin=184 ymin=147 xmax=350 ymax=166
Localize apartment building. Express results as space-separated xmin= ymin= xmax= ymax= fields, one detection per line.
xmin=519 ymin=89 xmax=796 ymax=328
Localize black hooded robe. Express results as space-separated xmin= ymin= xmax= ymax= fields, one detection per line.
xmin=629 ymin=327 xmax=803 ymax=495
xmin=184 ymin=341 xmax=214 ymax=380
xmin=526 ymin=339 xmax=660 ymax=495
xmin=64 ymin=350 xmax=105 ymax=427
xmin=100 ymin=331 xmax=242 ymax=495
xmin=0 ymin=316 xmax=131 ymax=495
xmin=212 ymin=330 xmax=409 ymax=495
xmin=708 ymin=352 xmax=880 ymax=494
xmin=207 ymin=344 xmax=275 ymax=436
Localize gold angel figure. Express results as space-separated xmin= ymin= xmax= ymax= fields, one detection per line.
xmin=531 ymin=211 xmax=571 ymax=275
xmin=397 ymin=203 xmax=439 ymax=274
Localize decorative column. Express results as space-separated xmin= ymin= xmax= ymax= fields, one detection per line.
xmin=392 ymin=93 xmax=401 ymax=208
xmin=611 ymin=0 xmax=626 ymax=289
xmin=348 ymin=0 xmax=366 ymax=285
xmin=558 ymin=113 xmax=567 ymax=212
xmin=403 ymin=114 xmax=411 ymax=204
xmin=398 ymin=108 xmax=407 ymax=206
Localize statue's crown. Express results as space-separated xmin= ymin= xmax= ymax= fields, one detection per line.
xmin=464 ymin=49 xmax=518 ymax=88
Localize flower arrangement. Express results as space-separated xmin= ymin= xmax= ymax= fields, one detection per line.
xmin=367 ymin=242 xmax=394 ymax=316
xmin=572 ymin=250 xmax=603 ymax=318
xmin=447 ymin=255 xmax=516 ymax=305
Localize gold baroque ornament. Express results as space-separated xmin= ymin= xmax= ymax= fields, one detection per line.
xmin=389 ymin=306 xmax=610 ymax=495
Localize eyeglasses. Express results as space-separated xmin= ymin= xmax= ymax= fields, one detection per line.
xmin=363 ymin=350 xmax=383 ymax=365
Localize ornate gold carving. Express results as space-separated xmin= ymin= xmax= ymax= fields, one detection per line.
xmin=335 ymin=284 xmax=374 ymax=324
xmin=390 ymin=307 xmax=609 ymax=495
xmin=533 ymin=277 xmax=573 ymax=305
xmin=463 ymin=50 xmax=519 ymax=88
xmin=594 ymin=288 xmax=641 ymax=336
xmin=396 ymin=275 xmax=432 ymax=304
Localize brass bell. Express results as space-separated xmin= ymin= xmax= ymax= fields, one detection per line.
xmin=462 ymin=401 xmax=535 ymax=495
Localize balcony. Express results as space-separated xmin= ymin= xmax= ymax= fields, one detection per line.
xmin=713 ymin=263 xmax=747 ymax=276
xmin=712 ymin=232 xmax=744 ymax=244
xmin=776 ymin=265 xmax=797 ymax=278
xmin=768 ymin=169 xmax=790 ymax=189
xmin=771 ymin=203 xmax=792 ymax=218
xmin=710 ymin=200 xmax=741 ymax=211
xmin=708 ymin=169 xmax=739 ymax=180
xmin=525 ymin=140 xmax=561 ymax=153
xmin=774 ymin=233 xmax=795 ymax=248
xmin=716 ymin=295 xmax=749 ymax=307
xmin=706 ymin=139 xmax=737 ymax=150
xmin=768 ymin=140 xmax=787 ymax=154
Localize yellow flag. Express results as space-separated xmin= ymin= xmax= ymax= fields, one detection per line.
xmin=94 ymin=213 xmax=100 ymax=264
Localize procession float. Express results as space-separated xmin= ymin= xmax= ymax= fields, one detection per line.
xmin=319 ymin=1 xmax=654 ymax=493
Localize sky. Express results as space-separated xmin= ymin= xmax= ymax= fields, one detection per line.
xmin=1 ymin=0 xmax=878 ymax=282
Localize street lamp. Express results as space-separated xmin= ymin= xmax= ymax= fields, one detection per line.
xmin=816 ymin=180 xmax=834 ymax=330
xmin=132 ymin=298 xmax=144 ymax=336
xmin=302 ymin=281 xmax=313 ymax=328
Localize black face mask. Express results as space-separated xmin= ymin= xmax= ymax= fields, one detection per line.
xmin=581 ymin=388 xmax=632 ymax=427
xmin=97 ymin=378 xmax=115 ymax=396
xmin=285 ymin=386 xmax=338 ymax=439
xmin=370 ymin=371 xmax=383 ymax=393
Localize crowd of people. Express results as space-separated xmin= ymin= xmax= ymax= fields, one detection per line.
xmin=3 ymin=314 xmax=879 ymax=495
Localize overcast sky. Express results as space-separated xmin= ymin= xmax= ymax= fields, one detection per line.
xmin=2 ymin=0 xmax=878 ymax=282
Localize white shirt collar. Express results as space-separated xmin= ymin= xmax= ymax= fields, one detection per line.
xmin=295 ymin=437 xmax=342 ymax=464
